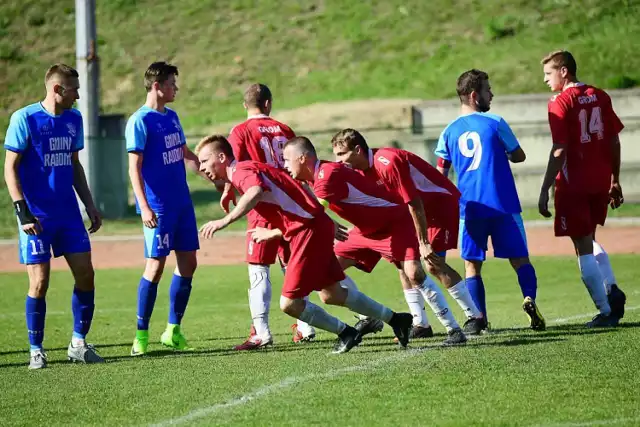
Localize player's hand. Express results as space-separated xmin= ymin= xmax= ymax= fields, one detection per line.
xmin=248 ymin=227 xmax=280 ymax=243
xmin=538 ymin=190 xmax=552 ymax=218
xmin=86 ymin=205 xmax=102 ymax=234
xmin=141 ymin=208 xmax=158 ymax=229
xmin=22 ymin=218 xmax=42 ymax=236
xmin=199 ymin=219 xmax=228 ymax=239
xmin=220 ymin=189 xmax=236 ymax=214
xmin=609 ymin=182 xmax=624 ymax=209
xmin=420 ymin=241 xmax=443 ymax=268
xmin=333 ymin=220 xmax=349 ymax=242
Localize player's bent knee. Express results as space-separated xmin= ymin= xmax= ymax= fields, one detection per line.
xmin=175 ymin=251 xmax=198 ymax=277
xmin=144 ymin=257 xmax=167 ymax=282
xmin=279 ymin=295 xmax=303 ymax=317
xmin=319 ymin=284 xmax=347 ymax=306
xmin=74 ymin=265 xmax=95 ymax=290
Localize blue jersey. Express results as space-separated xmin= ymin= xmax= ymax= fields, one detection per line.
xmin=435 ymin=112 xmax=522 ymax=218
xmin=125 ymin=106 xmax=191 ymax=213
xmin=4 ymin=103 xmax=84 ymax=219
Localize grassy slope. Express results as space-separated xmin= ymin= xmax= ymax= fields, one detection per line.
xmin=1 ymin=0 xmax=639 ymax=236
xmin=0 ymin=256 xmax=639 ymax=426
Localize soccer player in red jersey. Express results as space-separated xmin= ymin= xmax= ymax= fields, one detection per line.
xmin=282 ymin=137 xmax=467 ymax=346
xmin=330 ymin=130 xmax=486 ymax=336
xmin=223 ymin=84 xmax=315 ymax=349
xmin=195 ymin=135 xmax=414 ymax=353
xmin=539 ymin=50 xmax=626 ymax=327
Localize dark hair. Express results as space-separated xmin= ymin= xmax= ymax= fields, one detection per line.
xmin=541 ymin=50 xmax=577 ymax=77
xmin=244 ymin=83 xmax=272 ymax=110
xmin=195 ymin=134 xmax=234 ymax=159
xmin=284 ymin=136 xmax=317 ymax=157
xmin=330 ymin=128 xmax=369 ymax=151
xmin=144 ymin=61 xmax=179 ymax=92
xmin=456 ymin=69 xmax=489 ymax=104
xmin=45 ymin=63 xmax=78 ymax=84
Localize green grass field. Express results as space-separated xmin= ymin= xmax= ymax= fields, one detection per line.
xmin=1 ymin=256 xmax=639 ymax=426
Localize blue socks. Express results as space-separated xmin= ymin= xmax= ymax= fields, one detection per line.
xmin=168 ymin=274 xmax=192 ymax=325
xmin=137 ymin=278 xmax=159 ymax=330
xmin=516 ymin=264 xmax=538 ymax=300
xmin=72 ymin=288 xmax=95 ymax=339
xmin=26 ymin=296 xmax=46 ymax=350
xmin=466 ymin=276 xmax=487 ymax=320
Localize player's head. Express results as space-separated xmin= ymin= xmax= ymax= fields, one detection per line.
xmin=243 ymin=83 xmax=272 ymax=115
xmin=457 ymin=69 xmax=492 ymax=112
xmin=45 ymin=64 xmax=80 ymax=110
xmin=283 ymin=136 xmax=317 ymax=181
xmin=195 ymin=134 xmax=235 ymax=181
xmin=331 ymin=128 xmax=370 ymax=171
xmin=144 ymin=61 xmax=179 ymax=102
xmin=541 ymin=50 xmax=577 ymax=92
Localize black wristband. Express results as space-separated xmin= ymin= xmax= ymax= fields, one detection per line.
xmin=14 ymin=200 xmax=36 ymax=225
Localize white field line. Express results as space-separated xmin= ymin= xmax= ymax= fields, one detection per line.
xmin=551 ymin=305 xmax=640 ymax=324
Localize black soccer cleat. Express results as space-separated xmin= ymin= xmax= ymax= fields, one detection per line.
xmin=389 ymin=312 xmax=413 ymax=348
xmin=393 ymin=325 xmax=434 ymax=344
xmin=443 ymin=328 xmax=467 ymax=346
xmin=332 ymin=326 xmax=362 ymax=354
xmin=608 ymin=284 xmax=626 ymax=322
xmin=462 ymin=317 xmax=488 ymax=336
xmin=354 ymin=317 xmax=384 ymax=337
xmin=586 ymin=313 xmax=619 ymax=328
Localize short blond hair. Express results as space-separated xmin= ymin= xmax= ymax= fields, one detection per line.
xmin=541 ymin=50 xmax=577 ymax=76
xmin=195 ymin=134 xmax=234 ymax=158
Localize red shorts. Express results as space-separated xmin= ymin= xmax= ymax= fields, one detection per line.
xmin=282 ymin=214 xmax=345 ymax=299
xmin=554 ymin=189 xmax=608 ymax=237
xmin=423 ymin=192 xmax=459 ymax=252
xmin=246 ymin=210 xmax=290 ymax=265
xmin=334 ymin=220 xmax=420 ymax=273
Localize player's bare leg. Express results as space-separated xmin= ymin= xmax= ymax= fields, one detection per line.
xmin=592 ymin=233 xmax=626 ymax=322
xmin=131 ymin=256 xmax=166 ymax=355
xmin=65 ymin=252 xmax=104 ymax=363
xmin=508 ymin=257 xmax=546 ymax=331
xmin=26 ymin=262 xmax=50 ymax=369
xmin=402 ymin=260 xmax=466 ymax=345
xmin=571 ymin=235 xmax=618 ymax=327
xmin=424 ymin=260 xmax=485 ymax=334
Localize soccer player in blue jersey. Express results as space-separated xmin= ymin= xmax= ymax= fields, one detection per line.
xmin=4 ymin=64 xmax=104 ymax=369
xmin=435 ymin=69 xmax=546 ymax=331
xmin=126 ymin=62 xmax=201 ymax=355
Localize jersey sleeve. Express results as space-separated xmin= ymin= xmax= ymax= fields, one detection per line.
xmin=72 ymin=117 xmax=85 ymax=152
xmin=434 ymin=130 xmax=451 ymax=161
xmin=228 ymin=127 xmax=248 ymax=161
xmin=497 ymin=118 xmax=520 ymax=153
xmin=313 ymin=165 xmax=349 ymax=203
xmin=4 ymin=110 xmax=30 ymax=153
xmin=602 ymin=92 xmax=625 ymax=136
xmin=232 ymin=165 xmax=268 ymax=194
xmin=548 ymin=97 xmax=570 ymax=145
xmin=375 ymin=153 xmax=417 ymax=203
xmin=125 ymin=113 xmax=147 ymax=153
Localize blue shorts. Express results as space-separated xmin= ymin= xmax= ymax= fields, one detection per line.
xmin=459 ymin=213 xmax=528 ymax=261
xmin=143 ymin=205 xmax=199 ymax=258
xmin=18 ymin=215 xmax=91 ymax=265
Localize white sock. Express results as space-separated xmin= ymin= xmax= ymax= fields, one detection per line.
xmin=345 ymin=288 xmax=393 ymax=323
xmin=248 ymin=264 xmax=272 ymax=338
xmin=297 ymin=300 xmax=346 ymax=335
xmin=296 ymin=295 xmax=316 ymax=337
xmin=593 ymin=241 xmax=616 ymax=294
xmin=418 ymin=276 xmax=459 ymax=331
xmin=71 ymin=336 xmax=85 ymax=347
xmin=578 ymin=254 xmax=611 ymax=315
xmin=403 ymin=288 xmax=429 ymax=327
xmin=447 ymin=280 xmax=482 ymax=319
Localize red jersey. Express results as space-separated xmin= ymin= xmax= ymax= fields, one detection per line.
xmin=548 ymin=83 xmax=624 ymax=194
xmin=364 ymin=148 xmax=460 ymax=204
xmin=230 ymin=161 xmax=324 ymax=239
xmin=228 ymin=114 xmax=296 ymax=168
xmin=312 ymin=161 xmax=409 ymax=237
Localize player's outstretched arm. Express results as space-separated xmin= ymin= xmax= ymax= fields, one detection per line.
xmin=538 ymin=144 xmax=565 ymax=218
xmin=407 ymin=197 xmax=441 ymax=266
xmin=4 ymin=150 xmax=41 ymax=235
xmin=200 ymin=185 xmax=264 ymax=239
xmin=128 ymin=152 xmax=157 ymax=228
xmin=610 ymin=134 xmax=623 ymax=209
xmin=183 ymin=145 xmax=201 ymax=174
xmin=71 ymin=152 xmax=102 ymax=233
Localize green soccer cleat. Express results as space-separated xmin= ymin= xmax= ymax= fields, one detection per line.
xmin=160 ymin=324 xmax=193 ymax=351
xmin=131 ymin=330 xmax=149 ymax=356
